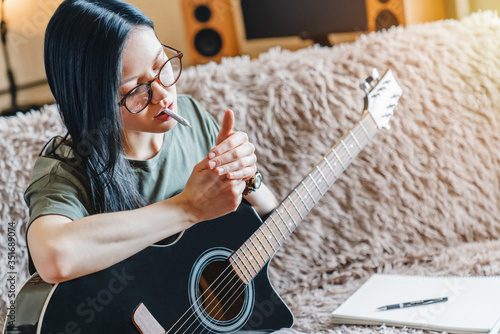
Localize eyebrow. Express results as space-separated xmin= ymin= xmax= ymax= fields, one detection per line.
xmin=121 ymin=45 xmax=164 ymax=85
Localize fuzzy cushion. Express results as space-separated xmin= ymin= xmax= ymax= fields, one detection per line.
xmin=1 ymin=11 xmax=500 ymax=333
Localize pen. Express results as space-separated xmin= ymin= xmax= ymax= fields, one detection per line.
xmin=165 ymin=109 xmax=192 ymax=128
xmin=376 ymin=297 xmax=448 ymax=311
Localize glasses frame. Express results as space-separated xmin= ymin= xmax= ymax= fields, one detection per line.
xmin=119 ymin=44 xmax=183 ymax=114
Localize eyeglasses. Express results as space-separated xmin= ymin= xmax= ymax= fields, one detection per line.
xmin=119 ymin=45 xmax=183 ymax=114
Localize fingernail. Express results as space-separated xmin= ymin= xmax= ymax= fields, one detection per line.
xmin=209 ymin=161 xmax=216 ymax=169
xmin=228 ymin=172 xmax=234 ymax=179
xmin=217 ymin=167 xmax=224 ymax=174
xmin=209 ymin=152 xmax=215 ymax=159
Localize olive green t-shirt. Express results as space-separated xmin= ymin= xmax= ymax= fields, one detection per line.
xmin=25 ymin=94 xmax=220 ymax=230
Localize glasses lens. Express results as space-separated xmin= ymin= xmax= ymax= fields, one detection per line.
xmin=159 ymin=56 xmax=181 ymax=87
xmin=125 ymin=84 xmax=150 ymax=113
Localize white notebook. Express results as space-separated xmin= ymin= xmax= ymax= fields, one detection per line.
xmin=331 ymin=274 xmax=500 ymax=333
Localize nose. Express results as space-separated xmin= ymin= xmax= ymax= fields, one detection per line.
xmin=150 ymin=79 xmax=170 ymax=105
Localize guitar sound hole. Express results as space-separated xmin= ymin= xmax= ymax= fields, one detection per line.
xmin=197 ymin=259 xmax=246 ymax=322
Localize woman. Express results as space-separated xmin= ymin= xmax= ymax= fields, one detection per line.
xmin=25 ymin=0 xmax=278 ymax=285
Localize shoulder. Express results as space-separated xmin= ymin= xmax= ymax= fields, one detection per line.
xmin=177 ymin=95 xmax=215 ymax=122
xmin=177 ymin=94 xmax=203 ymax=111
xmin=25 ymin=137 xmax=92 ymax=224
xmin=28 ymin=137 xmax=88 ymax=194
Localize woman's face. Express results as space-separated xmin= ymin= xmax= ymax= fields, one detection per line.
xmin=119 ymin=27 xmax=178 ymax=134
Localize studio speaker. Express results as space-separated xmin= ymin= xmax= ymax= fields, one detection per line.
xmin=182 ymin=0 xmax=240 ymax=66
xmin=365 ymin=0 xmax=406 ymax=31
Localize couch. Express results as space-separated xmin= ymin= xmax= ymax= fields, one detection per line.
xmin=1 ymin=11 xmax=500 ymax=333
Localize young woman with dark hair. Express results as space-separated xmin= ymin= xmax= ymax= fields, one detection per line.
xmin=25 ymin=0 xmax=278 ymax=286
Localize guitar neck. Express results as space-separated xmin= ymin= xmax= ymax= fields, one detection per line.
xmin=230 ymin=111 xmax=380 ymax=284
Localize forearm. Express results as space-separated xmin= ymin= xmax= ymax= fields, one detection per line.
xmin=28 ymin=195 xmax=196 ymax=283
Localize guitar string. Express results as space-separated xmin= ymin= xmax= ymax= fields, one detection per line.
xmin=188 ymin=170 xmax=339 ymax=333
xmin=184 ymin=272 xmax=246 ymax=333
xmin=180 ymin=161 xmax=363 ymax=331
xmin=180 ymin=169 xmax=339 ymax=333
xmin=186 ymin=119 xmax=376 ymax=331
xmin=186 ymin=213 xmax=295 ymax=334
xmin=175 ymin=122 xmax=372 ymax=332
xmin=167 ymin=222 xmax=283 ymax=332
xmin=188 ymin=214 xmax=300 ymax=331
xmin=173 ymin=200 xmax=308 ymax=333
xmin=168 ymin=206 xmax=299 ymax=333
xmin=168 ymin=119 xmax=376 ymax=332
xmin=173 ymin=212 xmax=289 ymax=333
xmin=169 ymin=190 xmax=318 ymax=332
xmin=206 ymin=117 xmax=381 ymax=330
xmin=167 ymin=259 xmax=240 ymax=333
xmin=200 ymin=79 xmax=389 ymax=331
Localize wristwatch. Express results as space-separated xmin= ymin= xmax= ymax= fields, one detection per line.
xmin=243 ymin=171 xmax=262 ymax=195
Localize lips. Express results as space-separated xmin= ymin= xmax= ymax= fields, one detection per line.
xmin=154 ymin=111 xmax=171 ymax=122
xmin=154 ymin=102 xmax=175 ymax=121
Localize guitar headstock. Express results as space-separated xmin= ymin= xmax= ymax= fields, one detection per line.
xmin=361 ymin=68 xmax=403 ymax=129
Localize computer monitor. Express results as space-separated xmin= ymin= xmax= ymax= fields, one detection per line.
xmin=240 ymin=0 xmax=368 ymax=46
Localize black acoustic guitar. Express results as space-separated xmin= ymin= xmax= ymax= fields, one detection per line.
xmin=3 ymin=69 xmax=402 ymax=334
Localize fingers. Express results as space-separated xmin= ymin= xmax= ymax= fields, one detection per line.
xmin=227 ymin=165 xmax=257 ymax=180
xmin=210 ymin=131 xmax=249 ymax=160
xmin=215 ymin=157 xmax=257 ymax=180
xmin=208 ymin=109 xmax=257 ymax=181
xmin=215 ymin=109 xmax=235 ymax=146
xmin=208 ymin=137 xmax=256 ymax=177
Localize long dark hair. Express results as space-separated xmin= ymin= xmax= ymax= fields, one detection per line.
xmin=44 ymin=0 xmax=153 ymax=213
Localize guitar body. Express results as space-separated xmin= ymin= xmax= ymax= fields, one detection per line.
xmin=4 ymin=203 xmax=293 ymax=334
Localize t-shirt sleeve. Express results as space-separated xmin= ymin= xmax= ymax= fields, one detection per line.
xmin=24 ymin=157 xmax=91 ymax=229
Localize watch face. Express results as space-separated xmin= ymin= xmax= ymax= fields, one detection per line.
xmin=254 ymin=172 xmax=262 ymax=189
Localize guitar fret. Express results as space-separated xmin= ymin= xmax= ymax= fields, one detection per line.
xmin=294 ymin=189 xmax=310 ymax=212
xmin=309 ymin=174 xmax=323 ymax=196
xmin=243 ymin=242 xmax=260 ymax=273
xmin=276 ymin=208 xmax=293 ymax=233
xmin=316 ymin=166 xmax=331 ymax=187
xmin=359 ymin=121 xmax=370 ymax=138
xmin=301 ymin=181 xmax=316 ymax=204
xmin=288 ymin=195 xmax=304 ymax=219
xmin=234 ymin=252 xmax=252 ymax=281
xmin=283 ymin=203 xmax=298 ymax=228
xmin=270 ymin=215 xmax=287 ymax=240
xmin=255 ymin=232 xmax=271 ymax=259
xmin=324 ymin=157 xmax=338 ymax=179
xmin=258 ymin=226 xmax=277 ymax=252
xmin=264 ymin=223 xmax=281 ymax=249
xmin=341 ymin=140 xmax=353 ymax=160
xmin=251 ymin=235 xmax=269 ymax=262
xmin=333 ymin=150 xmax=346 ymax=170
xmin=249 ymin=238 xmax=267 ymax=267
xmin=231 ymin=260 xmax=249 ymax=284
xmin=351 ymin=131 xmax=362 ymax=150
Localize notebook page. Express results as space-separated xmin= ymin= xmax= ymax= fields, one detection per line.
xmin=331 ymin=274 xmax=500 ymax=333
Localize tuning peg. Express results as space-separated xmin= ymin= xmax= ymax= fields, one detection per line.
xmin=360 ymin=81 xmax=371 ymax=93
xmin=371 ymin=68 xmax=380 ymax=80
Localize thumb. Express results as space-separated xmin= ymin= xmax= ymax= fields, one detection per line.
xmin=216 ymin=110 xmax=235 ymax=145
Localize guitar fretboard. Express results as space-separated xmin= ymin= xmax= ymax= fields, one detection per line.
xmin=230 ymin=111 xmax=379 ymax=284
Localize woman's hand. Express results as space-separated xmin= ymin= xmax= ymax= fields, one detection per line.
xmin=208 ymin=110 xmax=257 ymax=181
xmin=179 ymin=110 xmax=258 ymax=223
